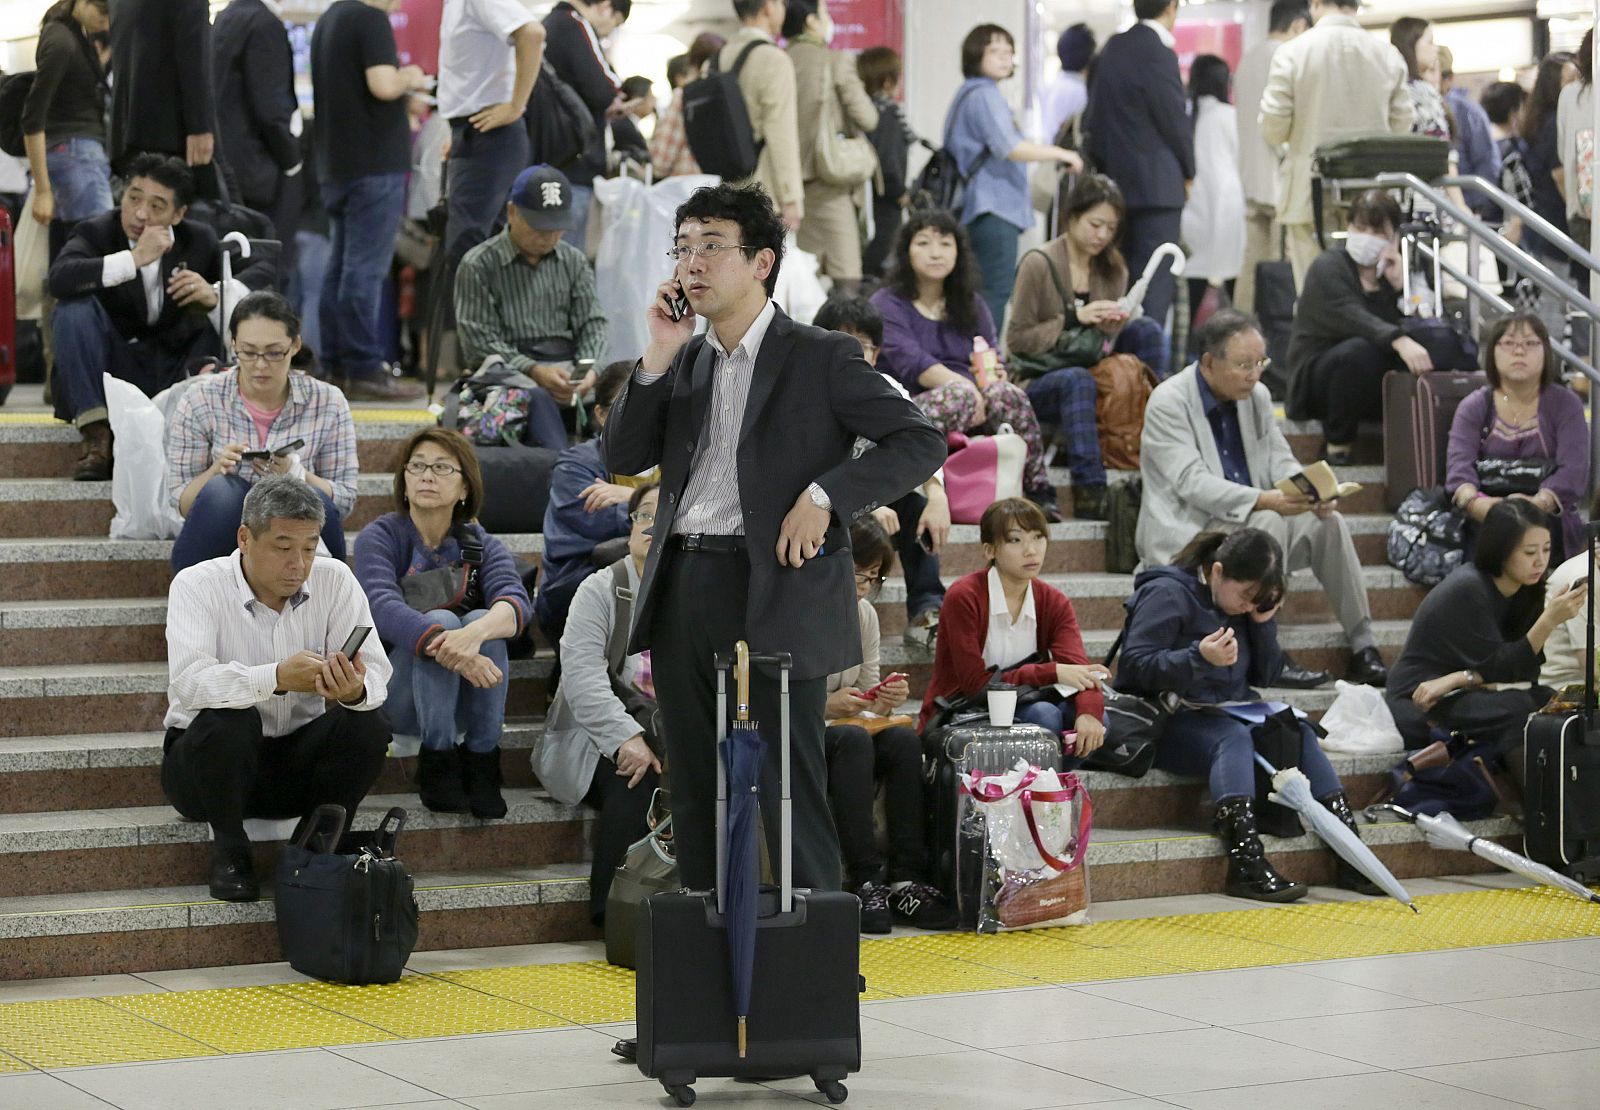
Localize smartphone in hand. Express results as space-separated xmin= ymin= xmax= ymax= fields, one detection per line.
xmin=339 ymin=626 xmax=371 ymax=659
xmin=861 ymin=672 xmax=908 ymax=700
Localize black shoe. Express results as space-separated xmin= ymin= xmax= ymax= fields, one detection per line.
xmin=1346 ymin=646 xmax=1389 ymax=688
xmin=1319 ymin=792 xmax=1383 ymax=895
xmin=208 ymin=847 xmax=259 ymax=902
xmin=341 ymin=373 xmax=426 ymax=402
xmin=612 ymin=1037 xmax=637 ymax=1061
xmin=856 ymin=881 xmax=893 ymax=934
xmin=1071 ymin=484 xmax=1109 ymax=521
xmin=1028 ymin=489 xmax=1064 ymax=523
xmin=460 ymin=747 xmax=509 ymax=819
xmin=1213 ymin=798 xmax=1307 ymax=903
xmin=1325 ymin=444 xmax=1355 ymax=467
xmin=1276 ymin=656 xmax=1332 ymax=689
xmin=417 ymin=748 xmax=471 ymax=814
xmin=888 ymin=881 xmax=957 ymax=930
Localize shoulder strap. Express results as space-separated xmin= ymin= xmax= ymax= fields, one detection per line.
xmin=1022 ymin=249 xmax=1073 ymax=315
xmin=1104 ymin=624 xmax=1126 ymax=668
xmin=729 ymin=40 xmax=769 ymax=79
xmin=945 ymin=84 xmax=992 ymax=179
xmin=605 ymin=560 xmax=635 ymax=676
xmin=1478 ymin=385 xmax=1496 ymax=441
xmin=69 ymin=23 xmax=109 ymax=96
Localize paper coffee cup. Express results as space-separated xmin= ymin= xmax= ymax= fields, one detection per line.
xmin=987 ymin=687 xmax=1018 ymax=727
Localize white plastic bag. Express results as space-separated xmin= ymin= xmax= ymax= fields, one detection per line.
xmin=772 ymin=231 xmax=827 ymax=325
xmin=1318 ymin=679 xmax=1405 ymax=754
xmin=104 ymin=374 xmax=185 ymax=540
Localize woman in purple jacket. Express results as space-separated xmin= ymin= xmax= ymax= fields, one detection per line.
xmin=1447 ymin=312 xmax=1589 ymax=563
xmin=870 ymin=208 xmax=1058 ymax=519
xmin=354 ymin=427 xmax=532 ymax=818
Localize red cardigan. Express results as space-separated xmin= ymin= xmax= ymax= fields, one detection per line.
xmin=918 ymin=571 xmax=1105 ymax=730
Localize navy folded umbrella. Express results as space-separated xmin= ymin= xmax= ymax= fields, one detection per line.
xmin=720 ymin=642 xmax=766 ymax=1058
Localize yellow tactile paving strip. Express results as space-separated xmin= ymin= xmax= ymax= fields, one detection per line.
xmin=0 ymin=886 xmax=1596 ymax=1072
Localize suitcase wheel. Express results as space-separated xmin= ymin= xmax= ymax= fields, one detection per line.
xmin=815 ymin=1078 xmax=848 ymax=1104
xmin=663 ymin=1082 xmax=695 ymax=1107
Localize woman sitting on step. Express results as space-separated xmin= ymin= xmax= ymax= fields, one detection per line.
xmin=354 ymin=427 xmax=532 ymax=819
xmin=917 ymin=497 xmax=1107 ymax=763
xmin=1386 ymin=499 xmax=1582 ymax=779
xmin=166 ymin=292 xmax=357 ymax=573
xmin=1115 ymin=528 xmax=1375 ymax=903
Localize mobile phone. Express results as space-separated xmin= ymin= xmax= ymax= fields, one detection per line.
xmin=240 ymin=448 xmax=271 ymax=461
xmin=570 ymin=357 xmax=595 ymax=384
xmin=861 ymin=672 xmax=908 ymax=700
xmin=667 ymin=286 xmax=690 ymax=322
xmin=339 ymin=626 xmax=371 ymax=659
xmin=272 ymin=438 xmax=305 ymax=458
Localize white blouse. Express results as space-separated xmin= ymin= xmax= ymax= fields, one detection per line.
xmin=982 ymin=566 xmax=1038 ymax=671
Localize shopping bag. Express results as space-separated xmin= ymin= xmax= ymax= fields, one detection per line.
xmin=105 ymin=374 xmax=185 ymax=540
xmin=944 ymin=425 xmax=1025 ymax=523
xmin=961 ymin=761 xmax=1093 ymax=932
xmin=1319 ymin=680 xmax=1406 ymax=755
xmin=13 ymin=196 xmax=46 ymax=321
xmin=772 ymin=231 xmax=827 ymax=325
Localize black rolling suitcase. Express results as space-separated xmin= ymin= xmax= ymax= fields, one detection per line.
xmin=924 ymin=720 xmax=1062 ymax=930
xmin=636 ymin=647 xmax=860 ymax=1106
xmin=1382 ymin=369 xmax=1485 ymax=510
xmin=1524 ymin=521 xmax=1600 ymax=882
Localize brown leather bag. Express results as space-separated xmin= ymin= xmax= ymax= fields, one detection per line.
xmin=1089 ymin=354 xmax=1158 ymax=470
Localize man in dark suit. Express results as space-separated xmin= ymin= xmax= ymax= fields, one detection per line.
xmin=212 ymin=0 xmax=304 ymax=280
xmin=49 ymin=154 xmax=229 ymax=481
xmin=1084 ymin=0 xmax=1194 ymax=333
xmin=602 ymin=183 xmax=945 ymax=905
xmin=108 ymin=0 xmax=217 ymax=177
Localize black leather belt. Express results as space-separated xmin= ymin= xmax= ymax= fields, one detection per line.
xmin=671 ymin=533 xmax=747 ymax=553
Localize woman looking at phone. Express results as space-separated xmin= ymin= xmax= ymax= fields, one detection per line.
xmin=1115 ymin=528 xmax=1374 ymax=903
xmin=1386 ymin=499 xmax=1583 ymax=779
xmin=167 ymin=292 xmax=358 ymax=572
xmin=825 ymin=519 xmax=955 ymax=933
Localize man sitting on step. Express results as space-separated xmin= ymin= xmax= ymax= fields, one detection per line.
xmin=1136 ymin=310 xmax=1389 ymax=689
xmin=49 ymin=153 xmax=241 ymax=481
xmin=163 ymin=476 xmax=394 ymax=902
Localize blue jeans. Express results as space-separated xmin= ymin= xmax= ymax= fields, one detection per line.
xmin=1156 ymin=710 xmax=1342 ymax=803
xmin=171 ymin=474 xmax=346 ymax=572
xmin=966 ymin=212 xmax=1022 ymax=327
xmin=563 ymin=183 xmax=595 ymax=249
xmin=52 ymin=295 xmax=219 ymax=424
xmin=45 ymin=137 xmax=113 ymax=221
xmin=385 ymin=608 xmax=511 ymax=752
xmin=1017 ymin=698 xmax=1086 ymax=770
xmin=287 ymin=230 xmax=332 ymax=359
xmin=319 ymin=172 xmax=406 ymax=379
xmin=446 ymin=121 xmax=530 ymax=267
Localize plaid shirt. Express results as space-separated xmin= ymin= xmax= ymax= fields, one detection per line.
xmin=165 ymin=369 xmax=360 ymax=515
xmin=649 ymin=88 xmax=700 ymax=178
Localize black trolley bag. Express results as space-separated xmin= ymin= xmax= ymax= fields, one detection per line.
xmin=1523 ymin=520 xmax=1600 ymax=883
xmin=635 ymin=648 xmax=860 ymax=1106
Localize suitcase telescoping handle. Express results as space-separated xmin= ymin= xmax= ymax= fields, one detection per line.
xmin=1586 ymin=521 xmax=1598 ymax=727
xmin=714 ymin=642 xmax=794 ymax=914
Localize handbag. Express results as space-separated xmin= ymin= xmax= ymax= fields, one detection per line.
xmin=961 ymin=764 xmax=1093 ymax=931
xmin=1471 ymin=385 xmax=1553 ymax=496
xmin=1252 ymin=708 xmax=1307 ymax=838
xmin=1386 ymin=487 xmax=1466 ymax=587
xmin=812 ymin=55 xmax=877 ymax=188
xmin=275 ymin=804 xmax=420 ymax=985
xmin=1007 ymin=249 xmax=1111 ymax=381
xmin=1085 ymin=627 xmax=1168 ymax=778
xmin=1385 ymin=735 xmax=1502 ymax=820
xmin=1090 ymin=354 xmax=1157 ymax=471
xmin=399 ymin=524 xmax=484 ymax=616
xmin=604 ymin=789 xmax=677 ymax=969
xmin=943 ymin=426 xmax=1026 ymax=524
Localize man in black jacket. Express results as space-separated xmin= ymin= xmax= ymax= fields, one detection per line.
xmin=541 ymin=0 xmax=632 ymax=246
xmin=108 ymin=0 xmax=217 ymax=177
xmin=49 ymin=154 xmax=229 ymax=480
xmin=212 ymin=0 xmax=303 ymax=280
xmin=1084 ymin=0 xmax=1194 ymax=333
xmin=602 ymin=183 xmax=945 ymax=903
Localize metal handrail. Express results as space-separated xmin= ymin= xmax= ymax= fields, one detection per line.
xmin=1443 ymin=174 xmax=1600 ymax=276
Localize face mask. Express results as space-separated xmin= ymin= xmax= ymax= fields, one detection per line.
xmin=1345 ymin=231 xmax=1387 ymax=267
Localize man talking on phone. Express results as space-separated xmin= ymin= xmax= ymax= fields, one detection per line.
xmin=602 ymin=183 xmax=945 ymax=914
xmin=163 ymin=477 xmax=393 ymax=902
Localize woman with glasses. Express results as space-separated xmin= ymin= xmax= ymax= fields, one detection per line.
xmin=823 ymin=519 xmax=955 ymax=933
xmin=167 ymin=292 xmax=358 ymax=572
xmin=1446 ymin=312 xmax=1589 ymax=564
xmin=353 ymin=427 xmax=533 ymax=817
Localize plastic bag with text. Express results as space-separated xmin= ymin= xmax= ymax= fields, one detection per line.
xmin=960 ymin=761 xmax=1093 ymax=932
xmin=104 ymin=373 xmax=184 ymax=540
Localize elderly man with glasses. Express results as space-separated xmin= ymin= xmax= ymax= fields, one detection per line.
xmin=1136 ymin=309 xmax=1389 ymax=688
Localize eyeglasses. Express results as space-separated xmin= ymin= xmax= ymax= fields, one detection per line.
xmin=405 ymin=461 xmax=461 ymax=478
xmin=1495 ymin=337 xmax=1543 ymax=353
xmin=236 ymin=347 xmax=292 ymax=366
xmin=630 ymin=509 xmax=656 ymax=525
xmin=855 ymin=571 xmax=886 ymax=590
xmin=667 ymin=242 xmax=760 ymax=262
xmin=1228 ymin=357 xmax=1271 ymax=374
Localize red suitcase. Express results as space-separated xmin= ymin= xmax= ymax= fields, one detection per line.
xmin=0 ymin=206 xmax=14 ymax=406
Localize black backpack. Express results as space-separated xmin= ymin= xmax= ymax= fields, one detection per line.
xmin=526 ymin=63 xmax=600 ymax=170
xmin=0 ymin=73 xmax=34 ymax=157
xmin=681 ymin=41 xmax=769 ymax=181
xmin=910 ymin=84 xmax=989 ymax=212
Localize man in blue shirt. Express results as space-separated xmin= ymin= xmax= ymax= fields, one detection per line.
xmin=1440 ymin=46 xmax=1501 ymax=222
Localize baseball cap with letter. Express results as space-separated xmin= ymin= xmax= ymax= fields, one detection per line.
xmin=510 ymin=165 xmax=573 ymax=231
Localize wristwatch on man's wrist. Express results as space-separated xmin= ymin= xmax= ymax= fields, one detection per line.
xmin=807 ymin=482 xmax=832 ymax=512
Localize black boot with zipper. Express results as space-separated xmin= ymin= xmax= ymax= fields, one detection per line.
xmin=1319 ymin=791 xmax=1383 ymax=895
xmin=460 ymin=746 xmax=509 ymax=819
xmin=1214 ymin=797 xmax=1308 ymax=902
xmin=417 ymin=747 xmax=470 ymax=814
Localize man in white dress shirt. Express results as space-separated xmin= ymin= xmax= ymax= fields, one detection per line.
xmin=163 ymin=476 xmax=393 ymax=901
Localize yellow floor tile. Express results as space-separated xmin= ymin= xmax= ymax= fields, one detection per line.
xmin=270 ymin=975 xmax=565 ymax=1039
xmin=435 ymin=962 xmax=635 ymax=1025
xmin=106 ymin=986 xmax=398 ymax=1054
xmin=0 ymin=998 xmax=218 ymax=1069
xmin=0 ymin=1051 xmax=31 ymax=1074
xmin=857 ymin=939 xmax=1038 ymax=998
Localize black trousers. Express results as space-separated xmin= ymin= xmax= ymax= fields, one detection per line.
xmin=1387 ymin=686 xmax=1550 ymax=777
xmin=583 ymin=755 xmax=660 ymax=924
xmin=162 ymin=706 xmax=391 ymax=853
xmin=650 ymin=548 xmax=841 ymax=893
xmin=824 ymin=723 xmax=928 ymax=888
xmin=1305 ymin=336 xmax=1400 ymax=445
xmin=863 ymin=195 xmax=902 ymax=279
xmin=1124 ymin=206 xmax=1184 ymax=328
xmin=889 ymin=489 xmax=946 ymax=623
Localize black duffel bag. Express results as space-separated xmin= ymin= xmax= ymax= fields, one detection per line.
xmin=275 ymin=804 xmax=419 ymax=985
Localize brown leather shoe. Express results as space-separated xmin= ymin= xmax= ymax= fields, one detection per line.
xmin=341 ymin=374 xmax=427 ymax=403
xmin=73 ymin=420 xmax=113 ymax=482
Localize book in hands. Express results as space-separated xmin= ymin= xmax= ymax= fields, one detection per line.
xmin=1275 ymin=460 xmax=1361 ymax=504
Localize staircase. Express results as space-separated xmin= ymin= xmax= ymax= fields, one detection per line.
xmin=0 ymin=407 xmax=1518 ymax=981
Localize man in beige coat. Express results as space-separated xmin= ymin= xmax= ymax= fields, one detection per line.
xmin=722 ymin=0 xmax=804 ymax=231
xmin=1259 ymin=0 xmax=1412 ymax=285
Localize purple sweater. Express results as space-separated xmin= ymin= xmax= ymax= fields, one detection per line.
xmin=354 ymin=512 xmax=532 ymax=658
xmin=870 ymin=287 xmax=998 ymax=394
xmin=1446 ymin=385 xmax=1589 ymax=557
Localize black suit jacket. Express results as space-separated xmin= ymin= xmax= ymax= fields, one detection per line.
xmin=212 ymin=0 xmax=300 ymax=209
xmin=1084 ymin=24 xmax=1194 ymax=211
xmin=602 ymin=309 xmax=946 ymax=680
xmin=108 ymin=0 xmax=216 ymax=167
xmin=49 ymin=210 xmax=225 ymax=354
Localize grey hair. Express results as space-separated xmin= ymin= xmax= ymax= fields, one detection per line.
xmin=241 ymin=475 xmax=325 ymax=536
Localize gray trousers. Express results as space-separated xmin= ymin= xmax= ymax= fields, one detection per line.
xmin=1235 ymin=200 xmax=1277 ymax=314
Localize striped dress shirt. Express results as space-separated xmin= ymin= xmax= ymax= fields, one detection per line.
xmin=454 ymin=233 xmax=608 ymax=373
xmin=165 ymin=552 xmax=393 ymax=736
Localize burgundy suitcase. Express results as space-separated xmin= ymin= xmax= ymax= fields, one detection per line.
xmin=1382 ymin=369 xmax=1485 ymax=510
xmin=0 ymin=206 xmax=14 ymax=406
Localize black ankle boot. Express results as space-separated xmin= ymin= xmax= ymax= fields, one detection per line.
xmin=417 ymin=747 xmax=470 ymax=813
xmin=460 ymin=747 xmax=509 ymax=819
xmin=1213 ymin=797 xmax=1308 ymax=903
xmin=1319 ymin=791 xmax=1382 ymax=895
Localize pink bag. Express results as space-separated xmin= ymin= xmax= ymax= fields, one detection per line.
xmin=943 ymin=425 xmax=1026 ymax=524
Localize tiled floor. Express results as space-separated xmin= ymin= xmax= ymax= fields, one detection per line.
xmin=1 ymin=882 xmax=1595 ymax=1109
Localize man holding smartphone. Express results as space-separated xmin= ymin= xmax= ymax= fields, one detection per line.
xmin=163 ymin=477 xmax=393 ymax=902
